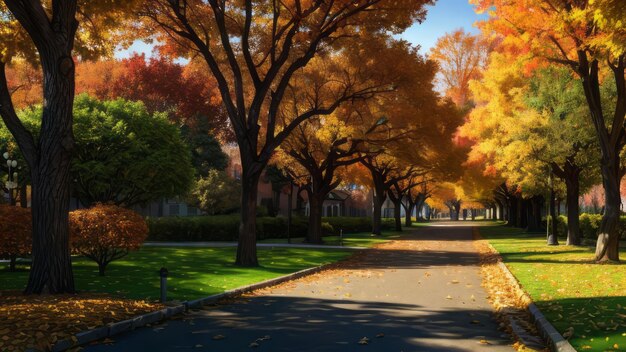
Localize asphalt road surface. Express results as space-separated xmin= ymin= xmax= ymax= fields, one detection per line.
xmin=85 ymin=223 xmax=514 ymax=352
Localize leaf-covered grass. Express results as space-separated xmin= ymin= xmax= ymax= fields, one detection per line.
xmin=0 ymin=247 xmax=351 ymax=301
xmin=258 ymin=230 xmax=402 ymax=247
xmin=479 ymin=225 xmax=626 ymax=351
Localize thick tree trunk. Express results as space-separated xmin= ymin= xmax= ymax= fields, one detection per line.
xmin=404 ymin=203 xmax=414 ymax=227
xmin=595 ymin=161 xmax=622 ymax=261
xmin=306 ymin=193 xmax=325 ymax=244
xmin=236 ymin=169 xmax=262 ymax=266
xmin=372 ymin=192 xmax=385 ymax=236
xmin=24 ymin=55 xmax=76 ymax=294
xmin=565 ymin=174 xmax=581 ymax=245
xmin=576 ymin=53 xmax=623 ymax=261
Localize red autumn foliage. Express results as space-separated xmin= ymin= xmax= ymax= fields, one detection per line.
xmin=0 ymin=204 xmax=32 ymax=272
xmin=75 ymin=54 xmax=230 ymax=140
xmin=70 ymin=204 xmax=148 ymax=276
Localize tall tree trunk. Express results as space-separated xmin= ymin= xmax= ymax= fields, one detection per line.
xmin=548 ymin=184 xmax=559 ymax=245
xmin=24 ymin=56 xmax=76 ymax=294
xmin=372 ymin=190 xmax=385 ymax=236
xmin=236 ymin=167 xmax=262 ymax=266
xmin=565 ymin=173 xmax=581 ymax=245
xmin=307 ymin=192 xmax=325 ymax=244
xmin=416 ymin=196 xmax=426 ymax=220
xmin=392 ymin=198 xmax=402 ymax=231
xmin=404 ymin=203 xmax=414 ymax=227
xmin=595 ymin=160 xmax=622 ymax=261
xmin=576 ymin=53 xmax=623 ymax=262
xmin=0 ymin=2 xmax=82 ymax=294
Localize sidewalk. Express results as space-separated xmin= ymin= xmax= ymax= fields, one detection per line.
xmin=86 ymin=225 xmax=514 ymax=351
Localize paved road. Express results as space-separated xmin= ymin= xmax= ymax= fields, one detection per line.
xmin=86 ymin=223 xmax=513 ymax=352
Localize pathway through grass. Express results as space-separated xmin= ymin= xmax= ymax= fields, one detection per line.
xmin=480 ymin=225 xmax=626 ymax=351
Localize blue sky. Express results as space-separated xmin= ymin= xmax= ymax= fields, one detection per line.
xmin=115 ymin=0 xmax=486 ymax=59
xmin=400 ymin=0 xmax=488 ymax=54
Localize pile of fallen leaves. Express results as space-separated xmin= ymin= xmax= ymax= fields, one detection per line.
xmin=0 ymin=290 xmax=161 ymax=351
xmin=472 ymin=228 xmax=546 ymax=352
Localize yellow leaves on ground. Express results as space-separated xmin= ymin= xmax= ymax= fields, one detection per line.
xmin=472 ymin=229 xmax=541 ymax=352
xmin=0 ymin=291 xmax=161 ymax=351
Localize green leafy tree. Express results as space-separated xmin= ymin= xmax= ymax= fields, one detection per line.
xmin=4 ymin=95 xmax=195 ymax=207
xmin=189 ymin=170 xmax=241 ymax=215
xmin=181 ymin=120 xmax=229 ymax=177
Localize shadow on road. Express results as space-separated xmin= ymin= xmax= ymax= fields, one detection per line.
xmin=85 ymin=296 xmax=510 ymax=352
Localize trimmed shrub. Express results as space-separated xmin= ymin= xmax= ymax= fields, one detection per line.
xmin=0 ymin=205 xmax=32 ymax=271
xmin=147 ymin=215 xmax=240 ymax=241
xmin=579 ymin=213 xmax=602 ymax=240
xmin=556 ymin=215 xmax=568 ymax=237
xmin=70 ymin=204 xmax=148 ymax=276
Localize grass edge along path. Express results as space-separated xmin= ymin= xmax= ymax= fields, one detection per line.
xmin=479 ymin=224 xmax=626 ymax=352
xmin=472 ymin=227 xmax=546 ymax=352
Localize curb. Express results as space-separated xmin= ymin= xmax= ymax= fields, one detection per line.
xmin=484 ymin=241 xmax=576 ymax=352
xmin=47 ymin=262 xmax=334 ymax=351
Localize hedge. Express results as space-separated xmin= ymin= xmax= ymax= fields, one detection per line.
xmin=553 ymin=213 xmax=626 ymax=242
xmin=147 ymin=215 xmax=395 ymax=242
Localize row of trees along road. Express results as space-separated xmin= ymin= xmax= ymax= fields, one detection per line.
xmin=0 ymin=0 xmax=468 ymax=293
xmin=462 ymin=0 xmax=626 ymax=261
xmin=273 ymin=36 xmax=465 ymax=243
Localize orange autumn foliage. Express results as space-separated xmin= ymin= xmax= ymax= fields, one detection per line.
xmin=70 ymin=204 xmax=148 ymax=276
xmin=0 ymin=204 xmax=32 ymax=271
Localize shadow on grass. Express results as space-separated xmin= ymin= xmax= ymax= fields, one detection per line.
xmin=84 ymin=296 xmax=511 ymax=352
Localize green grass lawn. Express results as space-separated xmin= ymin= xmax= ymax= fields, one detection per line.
xmin=479 ymin=225 xmax=626 ymax=351
xmin=0 ymin=246 xmax=351 ymax=301
xmin=258 ymin=230 xmax=402 ymax=247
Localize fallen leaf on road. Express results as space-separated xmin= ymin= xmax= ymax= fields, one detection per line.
xmin=478 ymin=339 xmax=491 ymax=345
xmin=212 ymin=334 xmax=225 ymax=340
xmin=358 ymin=337 xmax=370 ymax=345
xmin=451 ymin=280 xmax=460 ymax=284
xmin=249 ymin=342 xmax=259 ymax=348
xmin=376 ymin=333 xmax=385 ymax=338
xmin=446 ymin=295 xmax=453 ymax=300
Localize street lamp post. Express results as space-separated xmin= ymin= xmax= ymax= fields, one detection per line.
xmin=3 ymin=152 xmax=18 ymax=206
